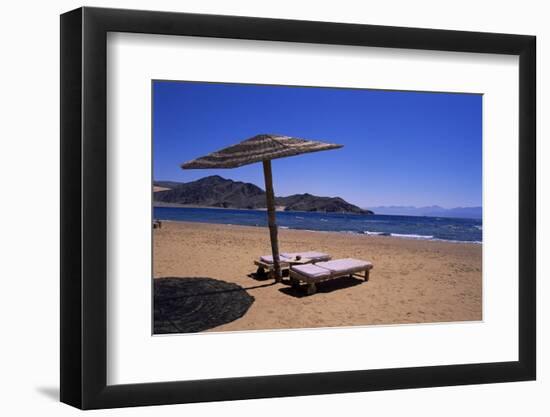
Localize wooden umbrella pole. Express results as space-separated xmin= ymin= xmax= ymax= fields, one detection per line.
xmin=262 ymin=160 xmax=282 ymax=282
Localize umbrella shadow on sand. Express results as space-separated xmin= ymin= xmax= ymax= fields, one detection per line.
xmin=154 ymin=277 xmax=258 ymax=334
xmin=278 ymin=276 xmax=364 ymax=298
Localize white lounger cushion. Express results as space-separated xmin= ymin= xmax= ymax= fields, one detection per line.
xmin=315 ymin=258 xmax=373 ymax=274
xmin=291 ymin=264 xmax=331 ymax=279
xmin=261 ymin=251 xmax=330 ymax=264
xmin=282 ymin=251 xmax=330 ymax=261
xmin=259 ymin=254 xmax=291 ymax=264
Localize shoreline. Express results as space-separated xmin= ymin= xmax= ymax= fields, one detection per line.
xmin=154 ymin=218 xmax=483 ymax=245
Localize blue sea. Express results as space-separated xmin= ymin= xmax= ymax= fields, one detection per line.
xmin=154 ymin=206 xmax=482 ymax=243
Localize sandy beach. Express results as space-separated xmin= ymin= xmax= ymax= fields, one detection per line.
xmin=153 ymin=220 xmax=482 ymax=333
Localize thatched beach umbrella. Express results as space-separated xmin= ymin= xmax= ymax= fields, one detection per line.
xmin=181 ymin=134 xmax=343 ymax=281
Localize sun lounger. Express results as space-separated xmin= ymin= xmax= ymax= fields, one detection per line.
xmin=289 ymin=258 xmax=373 ymax=295
xmin=283 ymin=251 xmax=331 ymax=263
xmin=259 ymin=254 xmax=292 ymax=264
xmin=254 ymin=251 xmax=331 ymax=278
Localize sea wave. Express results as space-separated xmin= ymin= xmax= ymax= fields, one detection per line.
xmin=389 ymin=233 xmax=434 ymax=240
xmin=363 ymin=230 xmax=480 ymax=243
xmin=432 ymin=238 xmax=483 ymax=244
xmin=364 ymin=230 xmax=434 ymax=240
xmin=364 ymin=231 xmax=391 ymax=236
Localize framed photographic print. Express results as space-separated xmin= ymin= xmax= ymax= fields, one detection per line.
xmin=60 ymin=6 xmax=536 ymax=409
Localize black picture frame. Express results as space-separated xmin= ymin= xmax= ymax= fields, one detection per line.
xmin=60 ymin=6 xmax=536 ymax=410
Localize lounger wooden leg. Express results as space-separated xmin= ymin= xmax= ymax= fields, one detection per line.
xmin=290 ymin=277 xmax=300 ymax=288
xmin=364 ymin=269 xmax=370 ymax=282
xmin=307 ymin=283 xmax=316 ymax=295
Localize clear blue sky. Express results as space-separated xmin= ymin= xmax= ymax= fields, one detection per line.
xmin=153 ymin=81 xmax=482 ymax=208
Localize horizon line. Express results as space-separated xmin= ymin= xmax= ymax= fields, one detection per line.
xmin=153 ymin=176 xmax=482 ymax=210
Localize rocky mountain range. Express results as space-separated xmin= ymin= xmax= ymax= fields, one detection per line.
xmin=154 ymin=175 xmax=373 ymax=214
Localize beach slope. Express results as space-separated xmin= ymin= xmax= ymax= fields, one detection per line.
xmin=153 ymin=221 xmax=482 ymax=332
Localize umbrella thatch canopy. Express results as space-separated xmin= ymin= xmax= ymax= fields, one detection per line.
xmin=181 ymin=134 xmax=343 ymax=281
xmin=181 ymin=134 xmax=342 ymax=169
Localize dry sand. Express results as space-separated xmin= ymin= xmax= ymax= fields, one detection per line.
xmin=153 ymin=220 xmax=482 ymax=332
